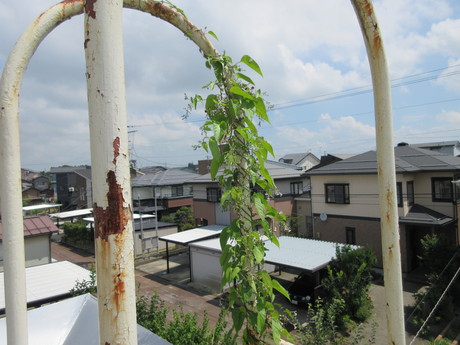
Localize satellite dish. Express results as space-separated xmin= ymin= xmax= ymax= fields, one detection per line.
xmin=320 ymin=213 xmax=328 ymax=222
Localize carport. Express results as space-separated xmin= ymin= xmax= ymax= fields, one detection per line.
xmin=189 ymin=236 xmax=355 ymax=293
xmin=159 ymin=225 xmax=225 ymax=277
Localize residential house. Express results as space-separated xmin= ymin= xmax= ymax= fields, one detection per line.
xmin=0 ymin=215 xmax=59 ymax=271
xmin=21 ymin=169 xmax=53 ymax=205
xmin=306 ymin=143 xmax=460 ymax=273
xmin=131 ymin=168 xmax=199 ymax=219
xmin=278 ymin=152 xmax=320 ymax=171
xmin=412 ymin=140 xmax=460 ymax=157
xmin=189 ymin=160 xmax=310 ymax=233
xmin=50 ymin=166 xmax=93 ymax=211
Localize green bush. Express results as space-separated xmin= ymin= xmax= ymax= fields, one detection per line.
xmin=136 ymin=293 xmax=234 ymax=345
xmin=413 ymin=234 xmax=460 ymax=324
xmin=70 ymin=264 xmax=97 ymax=296
xmin=322 ymin=245 xmax=377 ymax=324
xmin=63 ymin=220 xmax=93 ymax=245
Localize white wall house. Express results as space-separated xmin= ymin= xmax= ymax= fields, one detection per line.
xmin=0 ymin=216 xmax=59 ymax=271
xmin=307 ymin=144 xmax=460 ymax=273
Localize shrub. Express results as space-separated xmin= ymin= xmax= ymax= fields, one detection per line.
xmin=322 ymin=245 xmax=377 ymax=324
xmin=70 ymin=264 xmax=97 ymax=296
xmin=413 ymin=234 xmax=460 ymax=323
xmin=136 ymin=292 xmax=235 ymax=345
xmin=62 ymin=220 xmax=93 ymax=245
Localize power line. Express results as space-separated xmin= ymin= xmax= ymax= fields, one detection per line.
xmin=272 ymin=63 xmax=460 ymax=111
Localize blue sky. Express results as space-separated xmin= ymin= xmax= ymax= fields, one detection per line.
xmin=1 ymin=0 xmax=459 ymax=171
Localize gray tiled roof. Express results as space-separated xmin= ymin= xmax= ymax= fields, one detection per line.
xmin=307 ymin=146 xmax=460 ymax=175
xmin=189 ymin=160 xmax=304 ymax=183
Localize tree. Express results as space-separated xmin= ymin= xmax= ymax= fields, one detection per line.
xmin=413 ymin=234 xmax=460 ymax=322
xmin=173 ymin=206 xmax=195 ymax=232
xmin=322 ymin=246 xmax=377 ymax=324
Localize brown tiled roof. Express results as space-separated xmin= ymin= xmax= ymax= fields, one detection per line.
xmin=0 ymin=216 xmax=59 ymax=241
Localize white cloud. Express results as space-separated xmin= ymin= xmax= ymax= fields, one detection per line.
xmin=436 ymin=109 xmax=460 ymax=123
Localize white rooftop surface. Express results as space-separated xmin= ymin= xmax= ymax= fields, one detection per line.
xmin=22 ymin=203 xmax=62 ymax=212
xmin=190 ymin=236 xmax=349 ymax=273
xmin=264 ymin=236 xmax=345 ymax=272
xmin=0 ymin=293 xmax=171 ymax=345
xmin=159 ymin=224 xmax=225 ymax=245
xmin=49 ymin=208 xmax=93 ymax=219
xmin=0 ymin=261 xmax=91 ymax=311
xmin=83 ymin=213 xmax=155 ymax=223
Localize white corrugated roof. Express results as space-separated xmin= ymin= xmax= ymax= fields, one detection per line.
xmin=0 ymin=260 xmax=91 ymax=311
xmin=264 ymin=236 xmax=350 ymax=272
xmin=83 ymin=213 xmax=155 ymax=223
xmin=159 ymin=225 xmax=225 ymax=245
xmin=49 ymin=208 xmax=93 ymax=219
xmin=22 ymin=204 xmax=62 ymax=212
xmin=190 ymin=236 xmax=355 ymax=273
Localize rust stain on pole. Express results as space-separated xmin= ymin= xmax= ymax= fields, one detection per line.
xmin=85 ymin=0 xmax=97 ymax=19
xmin=113 ymin=137 xmax=120 ymax=164
xmin=93 ymin=171 xmax=130 ymax=241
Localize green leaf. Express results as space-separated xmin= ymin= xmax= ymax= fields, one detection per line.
xmin=236 ymin=72 xmax=255 ymax=85
xmin=255 ymin=97 xmax=269 ymax=122
xmin=253 ymin=245 xmax=264 ymax=264
xmin=206 ymin=94 xmax=218 ymax=111
xmin=253 ymin=194 xmax=265 ymax=220
xmin=261 ymin=140 xmax=275 ymax=158
xmin=271 ymin=278 xmax=290 ymax=300
xmin=207 ymin=30 xmax=218 ymax=40
xmin=240 ymin=55 xmax=263 ymax=77
xmin=201 ymin=141 xmax=208 ymax=152
xmin=213 ymin=123 xmax=222 ymax=141
xmin=230 ymin=86 xmax=255 ymax=100
xmin=270 ymin=318 xmax=283 ymax=345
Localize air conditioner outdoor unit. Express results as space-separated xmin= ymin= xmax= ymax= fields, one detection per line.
xmin=68 ymin=187 xmax=75 ymax=192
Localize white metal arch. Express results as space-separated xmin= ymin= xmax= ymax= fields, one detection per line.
xmin=0 ymin=1 xmax=405 ymax=344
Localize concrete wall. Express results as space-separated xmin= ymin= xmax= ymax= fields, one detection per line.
xmin=133 ymin=225 xmax=177 ymax=256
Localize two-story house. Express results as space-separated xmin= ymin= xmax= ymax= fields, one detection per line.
xmin=50 ymin=166 xmax=93 ymax=211
xmin=278 ymin=152 xmax=320 ymax=171
xmin=131 ymin=168 xmax=198 ymax=219
xmin=189 ymin=160 xmax=310 ymax=234
xmin=306 ymin=143 xmax=460 ymax=273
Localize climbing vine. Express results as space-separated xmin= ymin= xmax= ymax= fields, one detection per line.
xmin=189 ymin=48 xmax=290 ymax=344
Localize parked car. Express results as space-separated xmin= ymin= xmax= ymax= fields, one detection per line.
xmin=287 ymin=273 xmax=317 ymax=307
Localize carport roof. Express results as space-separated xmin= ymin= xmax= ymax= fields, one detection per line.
xmin=159 ymin=224 xmax=225 ymax=245
xmin=190 ymin=236 xmax=355 ymax=273
xmin=264 ymin=236 xmax=354 ymax=273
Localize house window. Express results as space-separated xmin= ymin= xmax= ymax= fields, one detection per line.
xmin=171 ymin=185 xmax=183 ymax=197
xmin=346 ymin=227 xmax=356 ymax=245
xmin=290 ymin=182 xmax=303 ymax=195
xmin=325 ymin=184 xmax=350 ymax=204
xmin=397 ymin=182 xmax=403 ymax=207
xmin=206 ymin=188 xmax=221 ymax=202
xmin=431 ymin=177 xmax=452 ymax=202
xmin=407 ymin=181 xmax=414 ymax=206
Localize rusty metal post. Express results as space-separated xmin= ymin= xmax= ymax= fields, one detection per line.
xmin=351 ymin=1 xmax=406 ymax=344
xmin=0 ymin=2 xmax=84 ymax=344
xmin=84 ymin=0 xmax=137 ymax=344
xmin=0 ymin=68 xmax=28 ymax=345
xmin=0 ymin=1 xmax=217 ymax=344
